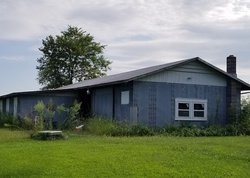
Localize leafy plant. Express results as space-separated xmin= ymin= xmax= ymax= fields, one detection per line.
xmin=45 ymin=98 xmax=55 ymax=130
xmin=0 ymin=112 xmax=18 ymax=128
xmin=60 ymin=100 xmax=82 ymax=129
xmin=34 ymin=101 xmax=45 ymax=131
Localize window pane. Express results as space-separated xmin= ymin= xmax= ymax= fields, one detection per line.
xmin=178 ymin=103 xmax=189 ymax=109
xmin=194 ymin=111 xmax=204 ymax=117
xmin=194 ymin=104 xmax=204 ymax=110
xmin=121 ymin=91 xmax=129 ymax=105
xmin=179 ymin=111 xmax=189 ymax=117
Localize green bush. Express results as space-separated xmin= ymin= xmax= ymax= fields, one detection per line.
xmin=129 ymin=125 xmax=155 ymax=136
xmin=0 ymin=112 xmax=19 ymax=128
xmin=84 ymin=117 xmax=154 ymax=136
xmin=21 ymin=116 xmax=35 ymax=130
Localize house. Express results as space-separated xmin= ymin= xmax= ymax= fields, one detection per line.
xmin=58 ymin=55 xmax=250 ymax=127
xmin=0 ymin=90 xmax=78 ymax=125
xmin=1 ymin=55 xmax=250 ymax=127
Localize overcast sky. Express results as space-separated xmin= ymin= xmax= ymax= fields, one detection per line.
xmin=1 ymin=0 xmax=250 ymax=95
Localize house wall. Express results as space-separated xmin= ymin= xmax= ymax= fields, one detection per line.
xmin=86 ymin=61 xmax=243 ymax=127
xmin=0 ymin=92 xmax=79 ymax=124
xmin=138 ymin=61 xmax=227 ymax=87
xmin=113 ymin=83 xmax=133 ymax=122
xmin=18 ymin=93 xmax=78 ymax=123
xmin=91 ymin=83 xmax=133 ymax=121
xmin=91 ymin=87 xmax=113 ymax=118
xmin=133 ymin=81 xmax=227 ymax=127
xmin=0 ymin=100 xmax=3 ymax=113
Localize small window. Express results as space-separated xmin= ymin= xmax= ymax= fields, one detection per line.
xmin=175 ymin=98 xmax=207 ymax=121
xmin=121 ymin=91 xmax=130 ymax=105
xmin=178 ymin=103 xmax=189 ymax=117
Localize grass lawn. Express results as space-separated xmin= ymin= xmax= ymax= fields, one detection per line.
xmin=0 ymin=129 xmax=249 ymax=178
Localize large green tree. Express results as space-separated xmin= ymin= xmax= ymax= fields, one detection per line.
xmin=37 ymin=26 xmax=111 ymax=89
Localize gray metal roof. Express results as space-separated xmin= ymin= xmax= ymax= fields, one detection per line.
xmin=58 ymin=57 xmax=250 ymax=90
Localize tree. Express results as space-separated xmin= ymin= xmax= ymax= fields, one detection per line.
xmin=36 ymin=25 xmax=112 ymax=89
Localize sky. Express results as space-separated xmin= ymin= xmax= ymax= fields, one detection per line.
xmin=1 ymin=0 xmax=250 ymax=96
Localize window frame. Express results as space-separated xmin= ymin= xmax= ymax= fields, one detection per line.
xmin=175 ymin=98 xmax=207 ymax=121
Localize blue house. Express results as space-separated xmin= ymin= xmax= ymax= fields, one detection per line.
xmin=0 ymin=90 xmax=78 ymax=124
xmin=59 ymin=55 xmax=250 ymax=127
xmin=1 ymin=55 xmax=250 ymax=127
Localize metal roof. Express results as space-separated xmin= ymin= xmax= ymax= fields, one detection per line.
xmin=58 ymin=57 xmax=250 ymax=90
xmin=0 ymin=89 xmax=77 ymax=99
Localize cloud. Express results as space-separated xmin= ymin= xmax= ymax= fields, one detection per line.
xmin=1 ymin=0 xmax=250 ymax=95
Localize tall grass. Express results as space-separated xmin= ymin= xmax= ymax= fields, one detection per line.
xmin=83 ymin=117 xmax=250 ymax=137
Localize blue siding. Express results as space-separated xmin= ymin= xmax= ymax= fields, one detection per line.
xmin=91 ymin=83 xmax=133 ymax=121
xmin=18 ymin=93 xmax=78 ymax=123
xmin=133 ymin=81 xmax=227 ymax=127
xmin=91 ymin=87 xmax=113 ymax=118
xmin=113 ymin=83 xmax=133 ymax=122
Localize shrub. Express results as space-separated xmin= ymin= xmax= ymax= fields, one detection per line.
xmin=34 ymin=101 xmax=45 ymax=130
xmin=129 ymin=125 xmax=155 ymax=136
xmin=0 ymin=112 xmax=19 ymax=128
xmin=21 ymin=116 xmax=35 ymax=130
xmin=60 ymin=100 xmax=82 ymax=129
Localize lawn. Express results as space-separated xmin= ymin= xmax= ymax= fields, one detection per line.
xmin=0 ymin=129 xmax=249 ymax=178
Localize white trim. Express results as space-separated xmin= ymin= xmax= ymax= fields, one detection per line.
xmin=175 ymin=98 xmax=207 ymax=121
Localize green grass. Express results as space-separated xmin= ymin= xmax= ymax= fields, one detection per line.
xmin=0 ymin=129 xmax=249 ymax=178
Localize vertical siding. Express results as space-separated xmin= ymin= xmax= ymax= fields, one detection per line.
xmin=13 ymin=97 xmax=18 ymax=117
xmin=91 ymin=87 xmax=113 ymax=118
xmin=113 ymin=83 xmax=133 ymax=122
xmin=138 ymin=61 xmax=227 ymax=86
xmin=0 ymin=100 xmax=3 ymax=113
xmin=18 ymin=93 xmax=78 ymax=123
xmin=133 ymin=81 xmax=227 ymax=127
xmin=6 ymin=98 xmax=10 ymax=112
xmin=91 ymin=83 xmax=133 ymax=121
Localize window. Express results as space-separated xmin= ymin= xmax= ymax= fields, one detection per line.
xmin=121 ymin=91 xmax=130 ymax=105
xmin=175 ymin=98 xmax=207 ymax=121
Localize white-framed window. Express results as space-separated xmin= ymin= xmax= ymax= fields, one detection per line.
xmin=121 ymin=91 xmax=130 ymax=105
xmin=175 ymin=98 xmax=207 ymax=121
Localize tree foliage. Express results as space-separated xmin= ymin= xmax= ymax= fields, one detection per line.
xmin=37 ymin=25 xmax=111 ymax=89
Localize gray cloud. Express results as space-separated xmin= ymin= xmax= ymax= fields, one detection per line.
xmin=0 ymin=0 xmax=250 ymax=95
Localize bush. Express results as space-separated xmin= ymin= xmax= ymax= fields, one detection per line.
xmin=129 ymin=125 xmax=155 ymax=136
xmin=84 ymin=117 xmax=155 ymax=136
xmin=0 ymin=112 xmax=19 ymax=128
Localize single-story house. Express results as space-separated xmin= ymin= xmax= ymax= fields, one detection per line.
xmin=0 ymin=90 xmax=78 ymax=124
xmin=58 ymin=55 xmax=250 ymax=127
xmin=1 ymin=55 xmax=250 ymax=127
